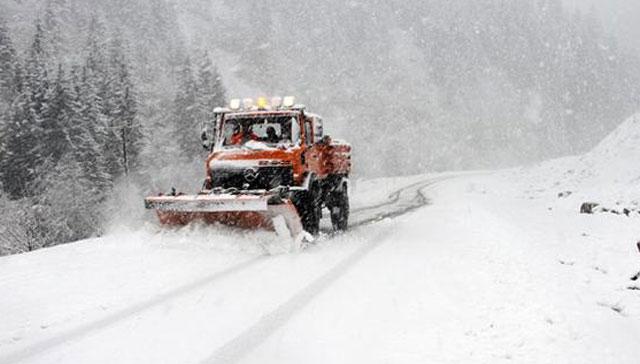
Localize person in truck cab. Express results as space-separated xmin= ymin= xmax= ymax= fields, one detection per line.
xmin=229 ymin=124 xmax=258 ymax=145
xmin=229 ymin=124 xmax=243 ymax=145
xmin=265 ymin=126 xmax=279 ymax=144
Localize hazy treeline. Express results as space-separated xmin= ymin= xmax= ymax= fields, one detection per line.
xmin=187 ymin=0 xmax=640 ymax=172
xmin=0 ymin=0 xmax=226 ymax=255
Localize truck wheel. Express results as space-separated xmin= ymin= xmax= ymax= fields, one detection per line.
xmin=297 ymin=184 xmax=321 ymax=235
xmin=330 ymin=185 xmax=349 ymax=232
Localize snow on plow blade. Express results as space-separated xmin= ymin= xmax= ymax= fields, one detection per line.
xmin=144 ymin=194 xmax=303 ymax=239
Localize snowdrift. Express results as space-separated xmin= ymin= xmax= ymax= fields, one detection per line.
xmin=508 ymin=112 xmax=640 ymax=212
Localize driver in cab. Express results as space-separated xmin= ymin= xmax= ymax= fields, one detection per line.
xmin=264 ymin=126 xmax=280 ymax=144
xmin=229 ymin=124 xmax=258 ymax=145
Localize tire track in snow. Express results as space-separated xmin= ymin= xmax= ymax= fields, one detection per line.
xmin=202 ymin=229 xmax=393 ymax=364
xmin=349 ymin=174 xmax=455 ymax=227
xmin=202 ymin=177 xmax=451 ymax=364
xmin=0 ymin=257 xmax=266 ymax=364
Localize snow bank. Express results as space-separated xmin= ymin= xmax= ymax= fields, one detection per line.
xmin=504 ymin=112 xmax=640 ymax=211
xmin=582 ymin=113 xmax=640 ymax=202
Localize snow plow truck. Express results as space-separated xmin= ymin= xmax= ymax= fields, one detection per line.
xmin=144 ymin=96 xmax=351 ymax=241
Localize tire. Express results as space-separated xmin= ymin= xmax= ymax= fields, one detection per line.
xmin=329 ymin=185 xmax=349 ymax=232
xmin=295 ymin=183 xmax=322 ymax=236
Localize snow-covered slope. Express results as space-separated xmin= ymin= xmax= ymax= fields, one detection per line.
xmin=506 ymin=113 xmax=640 ymax=210
xmin=582 ymin=112 xmax=640 ymax=202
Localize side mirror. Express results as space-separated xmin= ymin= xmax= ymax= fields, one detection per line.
xmin=201 ymin=131 xmax=212 ymax=150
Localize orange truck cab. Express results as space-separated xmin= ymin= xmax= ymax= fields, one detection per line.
xmin=199 ymin=97 xmax=352 ymax=234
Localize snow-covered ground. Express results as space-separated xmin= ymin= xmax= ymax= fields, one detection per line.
xmin=512 ymin=113 xmax=640 ymax=211
xmin=2 ymin=116 xmax=640 ymax=363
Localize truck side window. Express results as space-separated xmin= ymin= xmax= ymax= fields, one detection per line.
xmin=304 ymin=119 xmax=313 ymax=145
xmin=291 ymin=118 xmax=301 ymax=146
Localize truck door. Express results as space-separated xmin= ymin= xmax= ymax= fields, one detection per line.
xmin=304 ymin=118 xmax=313 ymax=145
xmin=305 ymin=117 xmax=329 ymax=178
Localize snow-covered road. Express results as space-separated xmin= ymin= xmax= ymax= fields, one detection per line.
xmin=1 ymin=171 xmax=639 ymax=364
xmin=0 ymin=174 xmax=455 ymax=363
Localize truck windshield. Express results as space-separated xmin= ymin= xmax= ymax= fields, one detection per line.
xmin=221 ymin=115 xmax=300 ymax=148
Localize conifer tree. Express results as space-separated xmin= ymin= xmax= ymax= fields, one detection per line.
xmin=1 ymin=20 xmax=50 ymax=198
xmin=24 ymin=20 xmax=50 ymax=157
xmin=0 ymin=95 xmax=30 ymax=198
xmin=104 ymin=37 xmax=141 ymax=179
xmin=42 ymin=0 xmax=63 ymax=64
xmin=41 ymin=64 xmax=71 ymax=163
xmin=196 ymin=50 xmax=226 ymax=126
xmin=84 ymin=16 xmax=108 ymax=101
xmin=81 ymin=17 xmax=112 ymax=179
xmin=173 ymin=56 xmax=199 ymax=160
xmin=0 ymin=20 xmax=20 ymax=187
xmin=0 ymin=19 xmax=19 ymax=108
xmin=33 ymin=152 xmax=99 ymax=246
xmin=71 ymin=65 xmax=111 ymax=192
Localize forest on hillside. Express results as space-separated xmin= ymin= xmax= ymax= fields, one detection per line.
xmin=1 ymin=0 xmax=639 ymax=254
xmin=0 ymin=0 xmax=226 ymax=254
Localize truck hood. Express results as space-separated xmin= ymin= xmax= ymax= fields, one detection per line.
xmin=207 ymin=148 xmax=298 ymax=170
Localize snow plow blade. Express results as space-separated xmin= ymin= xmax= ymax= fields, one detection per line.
xmin=144 ymin=194 xmax=303 ymax=239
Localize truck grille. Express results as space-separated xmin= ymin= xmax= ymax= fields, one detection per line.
xmin=210 ymin=166 xmax=294 ymax=190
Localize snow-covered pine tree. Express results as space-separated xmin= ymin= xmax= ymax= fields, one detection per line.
xmin=1 ymin=20 xmax=50 ymax=198
xmin=0 ymin=191 xmax=43 ymax=255
xmin=70 ymin=65 xmax=111 ymax=193
xmin=104 ymin=36 xmax=141 ymax=179
xmin=0 ymin=19 xmax=19 ymax=109
xmin=195 ymin=50 xmax=226 ymax=131
xmin=0 ymin=20 xmax=21 ymax=187
xmin=40 ymin=64 xmax=71 ymax=164
xmin=81 ymin=17 xmax=114 ymax=183
xmin=24 ymin=19 xmax=50 ymax=159
xmin=42 ymin=0 xmax=64 ymax=65
xmin=26 ymin=65 xmax=108 ymax=250
xmin=30 ymin=152 xmax=99 ymax=248
xmin=0 ymin=87 xmax=28 ymax=198
xmin=84 ymin=16 xmax=108 ymax=100
xmin=172 ymin=55 xmax=199 ymax=161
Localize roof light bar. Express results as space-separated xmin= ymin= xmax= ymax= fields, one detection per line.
xmin=226 ymin=96 xmax=299 ymax=111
